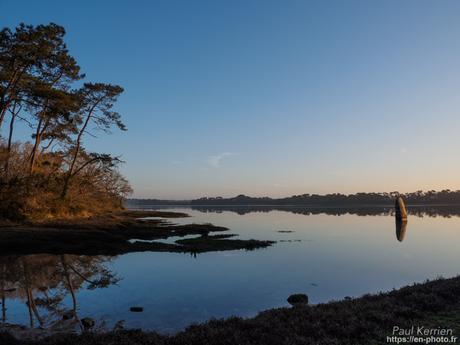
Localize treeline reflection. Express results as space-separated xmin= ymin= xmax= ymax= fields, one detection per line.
xmin=0 ymin=254 xmax=118 ymax=331
xmin=189 ymin=205 xmax=460 ymax=218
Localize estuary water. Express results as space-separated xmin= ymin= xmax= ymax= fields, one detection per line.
xmin=1 ymin=206 xmax=460 ymax=333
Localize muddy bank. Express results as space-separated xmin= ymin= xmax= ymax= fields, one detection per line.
xmin=0 ymin=211 xmax=275 ymax=255
xmin=1 ymin=276 xmax=459 ymax=344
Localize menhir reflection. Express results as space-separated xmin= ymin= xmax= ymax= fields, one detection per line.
xmin=395 ymin=196 xmax=408 ymax=242
xmin=395 ymin=218 xmax=408 ymax=242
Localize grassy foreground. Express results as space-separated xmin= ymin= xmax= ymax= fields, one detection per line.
xmin=0 ymin=210 xmax=274 ymax=255
xmin=1 ymin=276 xmax=459 ymax=345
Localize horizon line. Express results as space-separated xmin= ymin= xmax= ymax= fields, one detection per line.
xmin=128 ymin=189 xmax=460 ymax=201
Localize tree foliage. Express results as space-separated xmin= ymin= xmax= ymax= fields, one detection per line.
xmin=0 ymin=23 xmax=131 ymax=220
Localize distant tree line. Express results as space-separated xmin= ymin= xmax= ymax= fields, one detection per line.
xmin=125 ymin=201 xmax=460 ymax=219
xmin=186 ymin=205 xmax=460 ymax=218
xmin=126 ymin=199 xmax=191 ymax=207
xmin=128 ymin=190 xmax=460 ymax=208
xmin=191 ymin=190 xmax=460 ymax=206
xmin=0 ymin=23 xmax=131 ymax=220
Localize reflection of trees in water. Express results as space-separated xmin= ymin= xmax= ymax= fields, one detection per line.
xmin=0 ymin=254 xmax=119 ymax=330
xmin=191 ymin=205 xmax=460 ymax=218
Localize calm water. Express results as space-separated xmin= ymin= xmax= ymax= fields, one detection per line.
xmin=1 ymin=207 xmax=460 ymax=333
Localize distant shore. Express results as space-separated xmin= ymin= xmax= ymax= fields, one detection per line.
xmin=2 ymin=276 xmax=459 ymax=344
xmin=0 ymin=210 xmax=274 ymax=256
xmin=127 ymin=203 xmax=460 ymax=218
xmin=127 ymin=190 xmax=460 ymax=208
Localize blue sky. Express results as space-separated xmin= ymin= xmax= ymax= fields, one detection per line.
xmin=1 ymin=0 xmax=460 ymax=198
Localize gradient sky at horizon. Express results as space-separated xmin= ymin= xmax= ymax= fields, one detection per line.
xmin=1 ymin=0 xmax=460 ymax=199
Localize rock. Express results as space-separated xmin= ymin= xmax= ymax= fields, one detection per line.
xmin=81 ymin=317 xmax=95 ymax=329
xmin=130 ymin=306 xmax=143 ymax=312
xmin=287 ymin=294 xmax=308 ymax=306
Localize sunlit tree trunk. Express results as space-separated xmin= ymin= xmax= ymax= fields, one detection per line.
xmin=61 ymin=103 xmax=98 ymax=198
xmin=29 ymin=118 xmax=43 ymax=174
xmin=0 ymin=68 xmax=21 ymax=131
xmin=0 ymin=107 xmax=8 ymax=132
xmin=4 ymin=100 xmax=19 ymax=175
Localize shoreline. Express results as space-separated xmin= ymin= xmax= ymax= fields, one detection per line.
xmin=1 ymin=275 xmax=459 ymax=344
xmin=0 ymin=210 xmax=275 ymax=256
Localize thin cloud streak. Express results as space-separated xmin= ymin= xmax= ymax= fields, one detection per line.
xmin=207 ymin=152 xmax=237 ymax=168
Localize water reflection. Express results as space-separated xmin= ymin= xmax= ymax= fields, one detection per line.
xmin=0 ymin=254 xmax=118 ymax=331
xmin=183 ymin=205 xmax=460 ymax=217
xmin=395 ymin=219 xmax=408 ymax=242
xmin=2 ymin=207 xmax=460 ymax=334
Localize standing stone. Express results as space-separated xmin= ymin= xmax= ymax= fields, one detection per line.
xmin=395 ymin=196 xmax=408 ymax=221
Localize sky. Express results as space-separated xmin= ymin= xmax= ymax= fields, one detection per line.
xmin=1 ymin=0 xmax=460 ymax=199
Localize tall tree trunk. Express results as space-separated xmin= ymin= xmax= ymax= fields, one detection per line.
xmin=0 ymin=96 xmax=12 ymax=132
xmin=0 ymin=107 xmax=8 ymax=132
xmin=0 ymin=67 xmax=24 ymax=131
xmin=29 ymin=118 xmax=43 ymax=174
xmin=29 ymin=96 xmax=53 ymax=174
xmin=4 ymin=105 xmax=18 ymax=175
xmin=61 ymin=104 xmax=98 ymax=198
